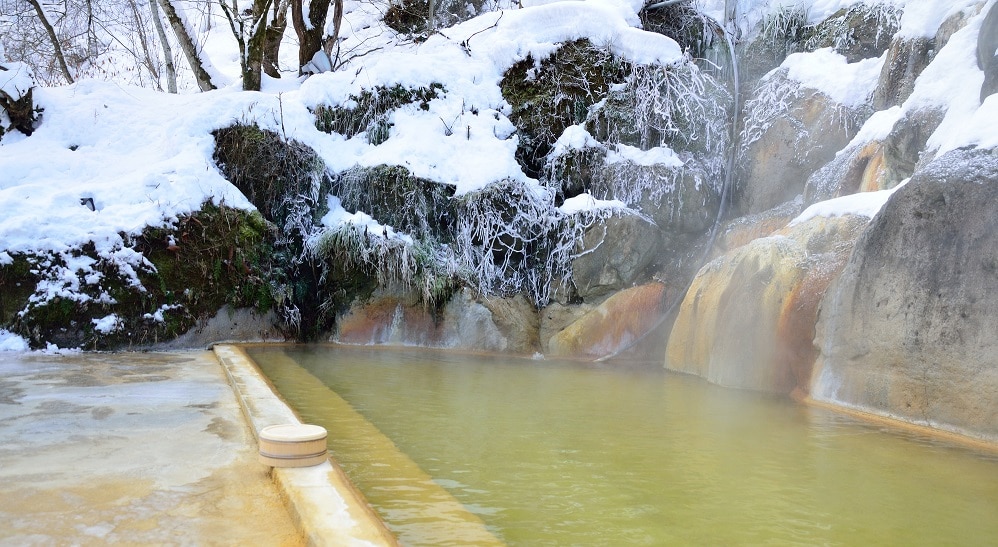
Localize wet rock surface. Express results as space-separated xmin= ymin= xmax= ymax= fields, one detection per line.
xmin=736 ymin=77 xmax=859 ymax=215
xmin=812 ymin=148 xmax=998 ymax=440
xmin=547 ymin=283 xmax=667 ymax=359
xmin=332 ymin=289 xmax=540 ymax=354
xmin=666 ymin=214 xmax=869 ymax=395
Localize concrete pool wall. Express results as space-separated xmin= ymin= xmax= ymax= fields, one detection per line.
xmin=212 ymin=344 xmax=399 ymax=546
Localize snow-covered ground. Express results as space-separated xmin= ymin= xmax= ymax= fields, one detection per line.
xmin=1 ymin=0 xmax=995 ymax=350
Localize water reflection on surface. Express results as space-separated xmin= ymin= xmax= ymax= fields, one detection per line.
xmin=248 ymin=344 xmax=998 ymax=546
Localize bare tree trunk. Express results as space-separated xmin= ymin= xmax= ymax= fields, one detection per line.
xmin=157 ymin=0 xmax=216 ymax=91
xmin=291 ymin=0 xmax=331 ymax=73
xmin=86 ymin=0 xmax=99 ymax=59
xmin=150 ymin=0 xmax=178 ymax=93
xmin=245 ymin=2 xmax=269 ymax=90
xmin=26 ymin=0 xmax=74 ymax=84
xmin=321 ymin=0 xmax=343 ymax=62
xmin=219 ymin=0 xmax=272 ymax=91
xmin=126 ymin=0 xmax=162 ymax=89
xmin=263 ymin=0 xmax=288 ymax=78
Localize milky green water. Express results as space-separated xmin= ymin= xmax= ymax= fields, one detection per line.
xmin=248 ymin=345 xmax=998 ymax=546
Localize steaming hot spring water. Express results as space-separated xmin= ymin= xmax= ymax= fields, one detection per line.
xmin=246 ymin=345 xmax=998 ymax=545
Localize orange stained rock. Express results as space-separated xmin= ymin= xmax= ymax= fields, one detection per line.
xmin=547 ymin=282 xmax=666 ymax=359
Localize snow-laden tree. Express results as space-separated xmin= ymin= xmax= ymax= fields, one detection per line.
xmin=218 ymin=0 xmax=271 ymax=90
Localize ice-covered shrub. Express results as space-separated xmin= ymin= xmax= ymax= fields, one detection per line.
xmin=589 ymin=61 xmax=730 ymax=159
xmin=313 ymin=83 xmax=444 ymax=144
xmin=739 ymin=70 xmax=863 ymax=167
xmin=453 ymin=179 xmax=618 ymax=306
xmin=501 ymin=39 xmax=630 ymax=179
xmin=741 ymin=6 xmax=810 ymax=82
xmin=332 ymin=164 xmax=456 ymax=240
xmin=802 ymin=3 xmax=901 ymax=61
xmin=308 ymin=222 xmax=458 ymax=310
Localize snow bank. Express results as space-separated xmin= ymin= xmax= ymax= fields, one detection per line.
xmin=0 ymin=329 xmax=29 ymax=352
xmin=782 ymin=48 xmax=885 ymax=107
xmin=790 ymin=180 xmax=907 ymax=225
xmin=0 ymin=62 xmax=34 ymax=101
xmin=317 ymin=195 xmax=413 ymax=244
xmin=294 ymin=0 xmax=683 ymax=195
xmin=0 ymin=82 xmax=258 ymax=257
xmin=897 ymin=0 xmax=981 ymax=39
xmin=607 ymin=143 xmax=684 ymax=168
xmin=559 ymin=193 xmax=626 ymax=214
xmin=833 ymin=1 xmax=996 ymax=155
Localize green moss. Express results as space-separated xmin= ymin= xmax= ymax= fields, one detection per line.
xmin=8 ymin=203 xmax=277 ymax=350
xmin=384 ymin=0 xmax=432 ymax=36
xmin=0 ymin=254 xmax=34 ymax=328
xmin=500 ymin=39 xmax=629 ymax=179
xmin=212 ymin=123 xmax=327 ymax=230
xmin=334 ymin=164 xmax=457 ymax=241
xmin=313 ymin=83 xmax=445 ymax=144
xmin=640 ymin=2 xmax=719 ymax=60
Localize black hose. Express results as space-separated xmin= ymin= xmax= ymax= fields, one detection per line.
xmin=596 ymin=14 xmax=741 ymax=362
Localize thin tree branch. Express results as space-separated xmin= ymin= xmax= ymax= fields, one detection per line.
xmin=25 ymin=0 xmax=74 ymax=83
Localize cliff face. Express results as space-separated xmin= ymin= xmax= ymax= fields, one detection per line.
xmin=660 ymin=1 xmax=998 ymax=441
xmin=811 ymin=149 xmax=998 ymax=441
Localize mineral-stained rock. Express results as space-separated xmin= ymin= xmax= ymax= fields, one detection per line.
xmin=872 ymin=36 xmax=936 ymax=110
xmin=333 ymin=289 xmax=539 ymax=354
xmin=881 ymin=108 xmax=945 ymax=187
xmin=713 ymin=199 xmax=802 ymax=257
xmin=804 ymin=141 xmax=888 ymax=205
xmin=547 ymin=283 xmax=666 ymax=359
xmin=812 ymin=148 xmax=998 ymax=441
xmin=539 ymin=301 xmax=595 ymax=354
xmin=666 ymin=214 xmax=869 ymax=395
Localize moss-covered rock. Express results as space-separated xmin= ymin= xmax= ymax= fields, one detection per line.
xmin=212 ymin=122 xmax=342 ymax=340
xmin=384 ymin=0 xmax=496 ymax=39
xmin=334 ymin=164 xmax=457 ymax=240
xmin=212 ymin=123 xmax=328 ymax=230
xmin=501 ymin=39 xmax=629 ymax=179
xmin=7 ymin=203 xmax=277 ymax=350
xmin=313 ymin=83 xmax=444 ymax=144
xmin=802 ymin=3 xmax=901 ymax=62
xmin=640 ymin=2 xmax=722 ymax=61
xmin=0 ymin=253 xmax=33 ymax=328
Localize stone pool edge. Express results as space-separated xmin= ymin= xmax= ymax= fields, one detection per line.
xmin=212 ymin=343 xmax=399 ymax=547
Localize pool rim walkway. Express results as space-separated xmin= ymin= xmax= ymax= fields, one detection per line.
xmin=212 ymin=343 xmax=400 ymax=547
